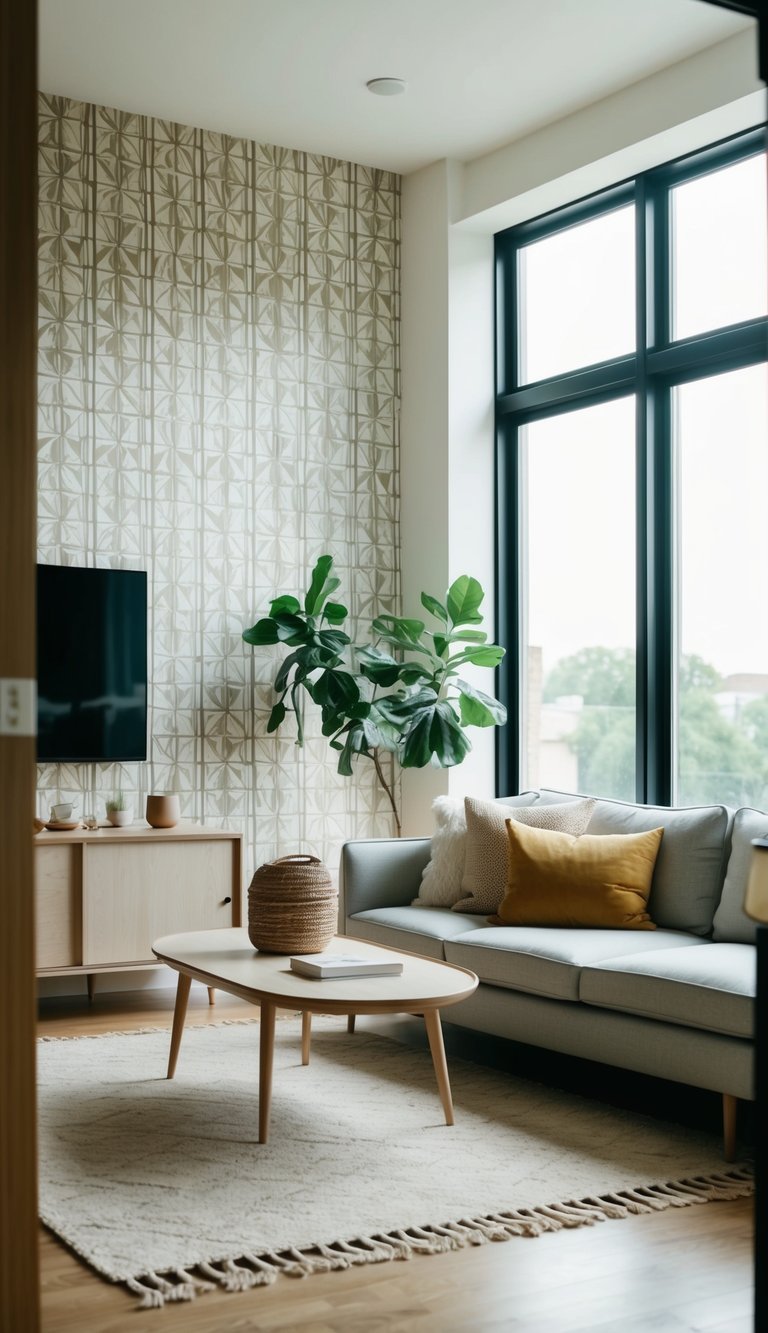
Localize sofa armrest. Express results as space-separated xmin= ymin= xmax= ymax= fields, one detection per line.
xmin=339 ymin=837 xmax=431 ymax=921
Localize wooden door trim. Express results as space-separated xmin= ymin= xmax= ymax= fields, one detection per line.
xmin=0 ymin=0 xmax=40 ymax=1328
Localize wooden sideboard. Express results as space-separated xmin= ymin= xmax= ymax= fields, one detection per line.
xmin=34 ymin=824 xmax=242 ymax=993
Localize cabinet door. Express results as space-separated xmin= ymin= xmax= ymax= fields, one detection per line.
xmin=83 ymin=840 xmax=234 ymax=965
xmin=35 ymin=844 xmax=80 ymax=968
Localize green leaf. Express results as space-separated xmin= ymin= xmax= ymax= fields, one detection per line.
xmin=456 ymin=679 xmax=507 ymax=728
xmin=276 ymin=645 xmax=334 ymax=694
xmin=421 ymin=592 xmax=448 ymax=623
xmin=274 ymin=649 xmax=302 ymax=693
xmin=400 ymin=713 xmax=434 ymax=768
xmin=304 ymin=555 xmax=341 ymax=616
xmin=317 ymin=628 xmax=351 ymax=654
xmin=433 ymin=633 xmax=449 ymax=658
xmin=449 ymin=629 xmax=488 ymax=643
xmin=273 ymin=612 xmax=312 ymax=645
xmin=269 ymin=594 xmax=301 ymax=618
xmin=321 ymin=705 xmax=347 ymax=736
xmin=323 ymin=601 xmax=348 ymax=624
xmin=335 ymin=721 xmax=369 ymax=776
xmin=375 ymin=688 xmax=439 ymax=726
xmin=371 ymin=614 xmax=426 ymax=645
xmin=291 ymin=683 xmax=304 ymax=746
xmin=398 ymin=664 xmax=434 ymax=686
xmin=429 ymin=701 xmax=472 ymax=766
xmin=446 ymin=575 xmax=484 ymax=627
xmin=348 ymin=702 xmax=372 ymax=721
xmin=242 ymin=617 xmax=279 ymax=646
xmin=357 ymin=646 xmax=402 ymax=687
xmin=312 ymin=669 xmax=359 ymax=714
xmin=266 ymin=701 xmax=286 ymax=733
xmin=446 ymin=644 xmax=506 ymax=672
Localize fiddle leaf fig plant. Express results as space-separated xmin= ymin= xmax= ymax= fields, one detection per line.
xmin=243 ymin=556 xmax=506 ymax=835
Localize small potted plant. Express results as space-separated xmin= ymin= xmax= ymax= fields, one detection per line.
xmin=105 ymin=792 xmax=132 ymax=828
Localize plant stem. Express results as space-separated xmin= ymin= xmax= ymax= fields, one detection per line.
xmin=371 ymin=747 xmax=401 ymax=837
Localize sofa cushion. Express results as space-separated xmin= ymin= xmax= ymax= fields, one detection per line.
xmin=413 ymin=796 xmax=467 ymax=908
xmin=540 ymin=789 xmax=730 ymax=937
xmin=414 ymin=792 xmax=539 ymax=909
xmin=492 ymin=821 xmax=663 ymax=930
xmin=579 ymin=943 xmax=755 ymax=1038
xmin=712 ymin=806 xmax=768 ymax=944
xmin=452 ymin=795 xmax=596 ymax=915
xmin=444 ymin=927 xmax=705 ymax=1002
xmin=348 ymin=906 xmax=489 ymax=958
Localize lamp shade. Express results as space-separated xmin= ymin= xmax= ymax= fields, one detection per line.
xmin=745 ymin=837 xmax=768 ymax=923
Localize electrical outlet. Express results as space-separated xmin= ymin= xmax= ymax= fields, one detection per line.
xmin=0 ymin=678 xmax=37 ymax=737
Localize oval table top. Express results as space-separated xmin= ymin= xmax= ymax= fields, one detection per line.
xmin=152 ymin=928 xmax=478 ymax=1014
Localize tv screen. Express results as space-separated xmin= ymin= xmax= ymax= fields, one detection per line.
xmin=36 ymin=565 xmax=148 ymax=762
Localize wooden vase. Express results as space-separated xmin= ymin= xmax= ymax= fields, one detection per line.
xmin=145 ymin=794 xmax=181 ymax=829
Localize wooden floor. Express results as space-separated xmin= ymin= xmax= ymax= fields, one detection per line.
xmin=38 ymin=988 xmax=755 ymax=1333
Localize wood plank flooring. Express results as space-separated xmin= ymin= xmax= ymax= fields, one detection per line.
xmin=37 ymin=988 xmax=754 ymax=1332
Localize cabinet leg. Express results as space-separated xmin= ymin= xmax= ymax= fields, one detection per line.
xmin=723 ymin=1092 xmax=738 ymax=1162
xmin=347 ymin=1014 xmax=356 ymax=1034
xmin=301 ymin=1011 xmax=311 ymax=1066
xmin=86 ymin=974 xmax=95 ymax=1005
xmin=167 ymin=972 xmax=191 ymax=1079
xmin=207 ymin=987 xmax=216 ymax=1006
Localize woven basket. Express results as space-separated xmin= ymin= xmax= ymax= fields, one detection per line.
xmin=247 ymin=854 xmax=337 ymax=954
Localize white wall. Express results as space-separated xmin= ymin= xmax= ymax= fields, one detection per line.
xmin=400 ymin=167 xmax=496 ymax=836
xmin=458 ymin=29 xmax=764 ymax=233
xmin=399 ymin=26 xmax=765 ymax=836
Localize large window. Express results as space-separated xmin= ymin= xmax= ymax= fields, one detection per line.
xmin=496 ymin=128 xmax=768 ymax=806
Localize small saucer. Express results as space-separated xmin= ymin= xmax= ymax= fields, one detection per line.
xmin=44 ymin=820 xmax=81 ymax=831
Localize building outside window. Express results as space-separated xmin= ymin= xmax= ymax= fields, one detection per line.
xmin=496 ymin=127 xmax=768 ymax=808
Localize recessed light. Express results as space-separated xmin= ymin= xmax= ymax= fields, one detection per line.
xmin=366 ymin=77 xmax=406 ymax=97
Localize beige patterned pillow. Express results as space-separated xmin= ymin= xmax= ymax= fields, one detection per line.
xmin=451 ymin=795 xmax=597 ymax=915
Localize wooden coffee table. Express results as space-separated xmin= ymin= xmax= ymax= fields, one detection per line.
xmin=152 ymin=928 xmax=478 ymax=1143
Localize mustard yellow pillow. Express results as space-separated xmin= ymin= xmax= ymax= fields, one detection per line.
xmin=490 ymin=820 xmax=664 ymax=930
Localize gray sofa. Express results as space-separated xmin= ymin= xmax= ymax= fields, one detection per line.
xmin=340 ymin=790 xmax=765 ymax=1159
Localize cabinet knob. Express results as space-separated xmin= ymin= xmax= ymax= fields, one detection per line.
xmin=222 ymin=896 xmax=232 ymax=905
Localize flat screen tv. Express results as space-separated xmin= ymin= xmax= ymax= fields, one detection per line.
xmin=36 ymin=565 xmax=148 ymax=762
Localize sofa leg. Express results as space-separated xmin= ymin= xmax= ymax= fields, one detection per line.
xmin=722 ymin=1093 xmax=737 ymax=1163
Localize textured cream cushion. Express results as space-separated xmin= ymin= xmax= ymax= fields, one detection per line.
xmin=452 ymin=795 xmax=597 ymax=915
xmin=413 ymin=796 xmax=467 ymax=906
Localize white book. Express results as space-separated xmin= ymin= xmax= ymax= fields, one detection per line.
xmin=289 ymin=952 xmax=404 ymax=979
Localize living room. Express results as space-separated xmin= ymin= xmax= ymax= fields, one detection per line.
xmin=1 ymin=1 xmax=766 ymax=1329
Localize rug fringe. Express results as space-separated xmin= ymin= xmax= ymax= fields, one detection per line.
xmin=37 ymin=1016 xmax=268 ymax=1043
xmin=123 ymin=1166 xmax=754 ymax=1308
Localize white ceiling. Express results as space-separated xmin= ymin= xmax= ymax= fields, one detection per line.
xmin=39 ymin=0 xmax=753 ymax=174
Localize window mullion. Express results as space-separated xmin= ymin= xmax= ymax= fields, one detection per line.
xmin=642 ymin=172 xmax=674 ymax=805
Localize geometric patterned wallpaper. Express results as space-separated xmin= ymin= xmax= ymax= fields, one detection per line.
xmin=36 ymin=93 xmax=401 ymax=884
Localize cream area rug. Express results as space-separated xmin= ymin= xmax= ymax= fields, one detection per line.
xmin=37 ymin=1017 xmax=752 ymax=1309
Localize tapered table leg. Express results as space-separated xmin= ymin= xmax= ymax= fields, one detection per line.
xmin=347 ymin=1014 xmax=356 ymax=1034
xmin=259 ymin=1000 xmax=276 ymax=1144
xmin=207 ymin=987 xmax=216 ymax=1006
xmin=301 ymin=1010 xmax=311 ymax=1065
xmin=424 ymin=1009 xmax=454 ymax=1126
xmin=167 ymin=971 xmax=191 ymax=1079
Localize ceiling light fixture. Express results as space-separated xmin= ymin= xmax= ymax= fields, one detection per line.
xmin=366 ymin=77 xmax=406 ymax=97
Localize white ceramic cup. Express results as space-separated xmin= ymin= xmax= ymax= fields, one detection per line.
xmin=51 ymin=802 xmax=74 ymax=822
xmin=107 ymin=807 xmax=133 ymax=828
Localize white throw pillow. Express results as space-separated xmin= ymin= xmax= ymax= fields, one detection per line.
xmin=412 ymin=796 xmax=467 ymax=907
xmin=452 ymin=795 xmax=597 ymax=915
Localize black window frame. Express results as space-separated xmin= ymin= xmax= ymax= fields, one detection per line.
xmin=495 ymin=124 xmax=768 ymax=803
